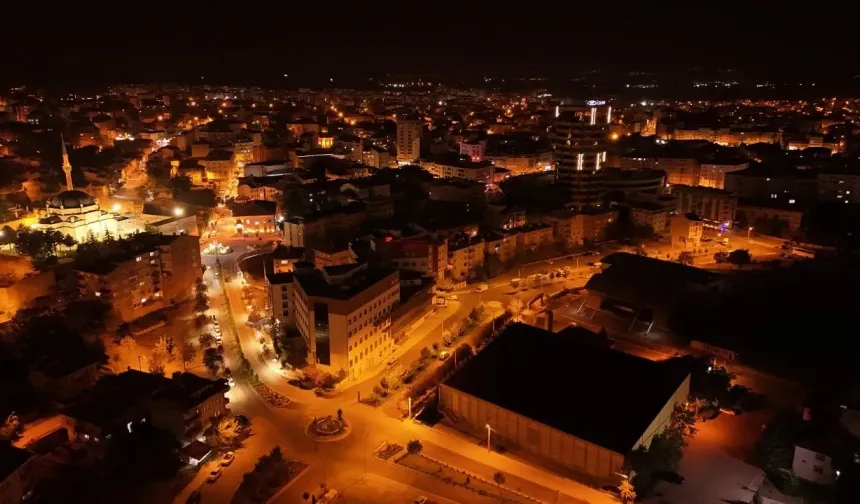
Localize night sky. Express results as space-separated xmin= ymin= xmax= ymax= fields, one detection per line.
xmin=3 ymin=2 xmax=857 ymax=87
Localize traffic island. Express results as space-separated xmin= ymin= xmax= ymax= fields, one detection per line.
xmin=305 ymin=413 xmax=351 ymax=442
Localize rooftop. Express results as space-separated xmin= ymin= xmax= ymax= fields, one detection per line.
xmin=150 ymin=372 xmax=228 ymax=410
xmin=444 ymin=323 xmax=690 ymax=454
xmin=231 ymin=199 xmax=277 ymax=217
xmin=294 ymin=263 xmax=396 ymax=301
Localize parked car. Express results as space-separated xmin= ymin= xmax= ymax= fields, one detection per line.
xmin=654 ymin=470 xmax=685 ymax=484
xmin=446 ymin=294 xmax=458 ymax=301
xmin=207 ymin=468 xmax=222 ymax=483
xmin=387 ymin=358 xmax=398 ymax=368
xmin=475 ymin=283 xmax=488 ymax=293
xmin=318 ymin=489 xmax=339 ymax=503
xmin=221 ymin=451 xmax=235 ymax=466
xmin=438 ymin=351 xmax=450 ymax=361
xmin=414 ymin=498 xmax=428 ymax=504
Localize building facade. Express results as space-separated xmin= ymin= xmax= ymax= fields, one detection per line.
xmin=293 ymin=264 xmax=400 ymax=379
xmin=396 ymin=118 xmax=422 ymax=164
xmin=551 ymin=101 xmax=611 ymax=207
xmin=672 ymin=185 xmax=737 ymax=226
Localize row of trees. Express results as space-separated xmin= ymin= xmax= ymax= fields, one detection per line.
xmin=674 ymin=248 xmax=752 ymax=268
xmin=627 ymin=404 xmax=697 ymax=497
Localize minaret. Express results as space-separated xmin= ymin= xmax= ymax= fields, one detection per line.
xmin=60 ymin=134 xmax=73 ymax=191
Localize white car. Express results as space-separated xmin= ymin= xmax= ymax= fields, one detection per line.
xmin=207 ymin=467 xmax=222 ymax=483
xmin=414 ymin=497 xmax=428 ymax=504
xmin=221 ymin=451 xmax=235 ymax=466
xmin=474 ymin=283 xmax=488 ymax=293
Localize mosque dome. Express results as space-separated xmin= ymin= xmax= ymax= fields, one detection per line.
xmin=49 ymin=190 xmax=96 ymax=209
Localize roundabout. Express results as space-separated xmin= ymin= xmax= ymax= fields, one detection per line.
xmin=305 ymin=411 xmax=352 ymax=442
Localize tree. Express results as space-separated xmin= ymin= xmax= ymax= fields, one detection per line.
xmin=149 ymin=344 xmax=167 ymax=375
xmin=198 ymin=332 xmax=215 ymax=349
xmin=420 ymin=347 xmax=432 ymax=360
xmin=180 ymin=340 xmax=197 ymax=370
xmin=727 ymin=249 xmax=752 ymax=268
xmin=14 ymin=227 xmax=67 ymax=266
xmin=619 ymin=477 xmax=637 ymax=503
xmin=154 ymin=336 xmax=174 ymax=363
xmin=676 ymin=251 xmax=694 ymax=266
xmin=113 ymin=322 xmax=132 ymax=345
xmin=194 ymin=278 xmax=209 ymax=314
xmin=203 ymin=347 xmax=225 ymax=373
xmin=170 ymin=175 xmax=192 ymax=194
xmin=493 ymin=471 xmax=506 ymax=497
xmin=508 ymin=297 xmax=524 ymax=322
xmin=207 ymin=415 xmax=246 ymax=448
xmin=669 ymin=404 xmax=698 ymax=439
xmin=0 ymin=412 xmax=22 ymax=442
xmin=406 ymin=439 xmax=423 ymax=456
xmin=121 ymin=337 xmax=136 ymax=357
xmin=713 ymin=251 xmax=729 ymax=264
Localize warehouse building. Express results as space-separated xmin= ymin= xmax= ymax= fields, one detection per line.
xmin=439 ymin=323 xmax=690 ymax=483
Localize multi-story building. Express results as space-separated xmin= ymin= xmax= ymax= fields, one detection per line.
xmin=483 ymin=230 xmax=518 ymax=264
xmin=459 ymin=139 xmax=487 ymax=162
xmin=484 ymin=204 xmax=526 ymax=230
xmin=396 ymin=118 xmax=422 ymax=164
xmin=149 ymin=372 xmax=231 ymax=440
xmin=485 ymin=150 xmax=553 ymax=176
xmin=725 ymin=165 xmax=817 ymax=205
xmin=381 ymin=237 xmax=448 ymax=284
xmin=420 ymin=154 xmax=495 ymax=183
xmin=672 ymin=185 xmax=737 ymax=227
xmin=293 ymin=264 xmax=399 ymax=379
xmin=551 ymin=100 xmax=612 ymax=207
xmin=670 ymin=213 xmax=704 ymax=249
xmin=231 ymin=200 xmax=278 ymax=236
xmin=62 ymin=370 xmax=228 ymax=443
xmin=283 ymin=202 xmax=367 ymax=248
xmin=629 ymin=201 xmax=670 ymax=233
xmin=266 ymin=272 xmax=294 ymax=325
xmin=447 ymin=234 xmax=486 ymax=282
xmin=362 ymin=146 xmax=393 ymax=168
xmin=817 ymin=168 xmax=860 ymax=204
xmin=655 ymin=156 xmax=700 ymax=187
xmin=512 ymin=224 xmax=554 ymax=254
xmin=698 ymin=160 xmax=749 ymax=190
xmin=76 ymin=234 xmax=201 ymax=322
xmin=543 ymin=208 xmax=617 ymax=246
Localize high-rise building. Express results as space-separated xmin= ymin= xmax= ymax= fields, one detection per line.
xmin=550 ymin=100 xmax=612 ymax=207
xmin=396 ymin=117 xmax=422 ymax=164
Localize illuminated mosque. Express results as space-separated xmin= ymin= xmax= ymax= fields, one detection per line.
xmin=37 ymin=137 xmax=120 ymax=242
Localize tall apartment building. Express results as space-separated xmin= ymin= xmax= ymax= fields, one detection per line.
xmin=76 ymin=234 xmax=201 ymax=322
xmin=396 ymin=118 xmax=422 ymax=164
xmin=293 ymin=264 xmax=400 ymax=379
xmin=672 ymin=185 xmax=738 ymax=226
xmin=550 ymin=100 xmax=612 ymax=207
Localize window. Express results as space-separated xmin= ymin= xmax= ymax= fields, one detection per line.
xmin=815 ymin=453 xmax=826 ymax=462
xmin=813 ymin=466 xmax=824 ymax=474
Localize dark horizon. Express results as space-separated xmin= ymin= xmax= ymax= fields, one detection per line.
xmin=4 ymin=3 xmax=859 ymax=89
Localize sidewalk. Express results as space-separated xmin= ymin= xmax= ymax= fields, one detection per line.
xmin=403 ymin=421 xmax=616 ymax=504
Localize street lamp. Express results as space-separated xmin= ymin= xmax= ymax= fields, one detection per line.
xmin=486 ymin=423 xmax=492 ymax=452
xmin=174 ymin=207 xmax=185 ymax=217
xmin=747 ymin=226 xmax=753 ymax=238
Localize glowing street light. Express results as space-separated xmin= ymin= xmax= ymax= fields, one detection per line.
xmin=174 ymin=207 xmax=185 ymax=217
xmin=112 ymin=203 xmax=121 ymax=212
xmin=486 ymin=424 xmax=493 ymax=452
xmin=747 ymin=226 xmax=754 ymax=238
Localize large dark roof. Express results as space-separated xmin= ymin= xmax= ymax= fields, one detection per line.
xmin=584 ymin=252 xmax=718 ymax=312
xmin=294 ymin=264 xmax=396 ymax=301
xmin=445 ymin=323 xmax=690 ymax=454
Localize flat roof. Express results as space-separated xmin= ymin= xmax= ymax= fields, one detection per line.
xmin=295 ymin=264 xmax=396 ymax=301
xmin=444 ymin=322 xmax=690 ymax=454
